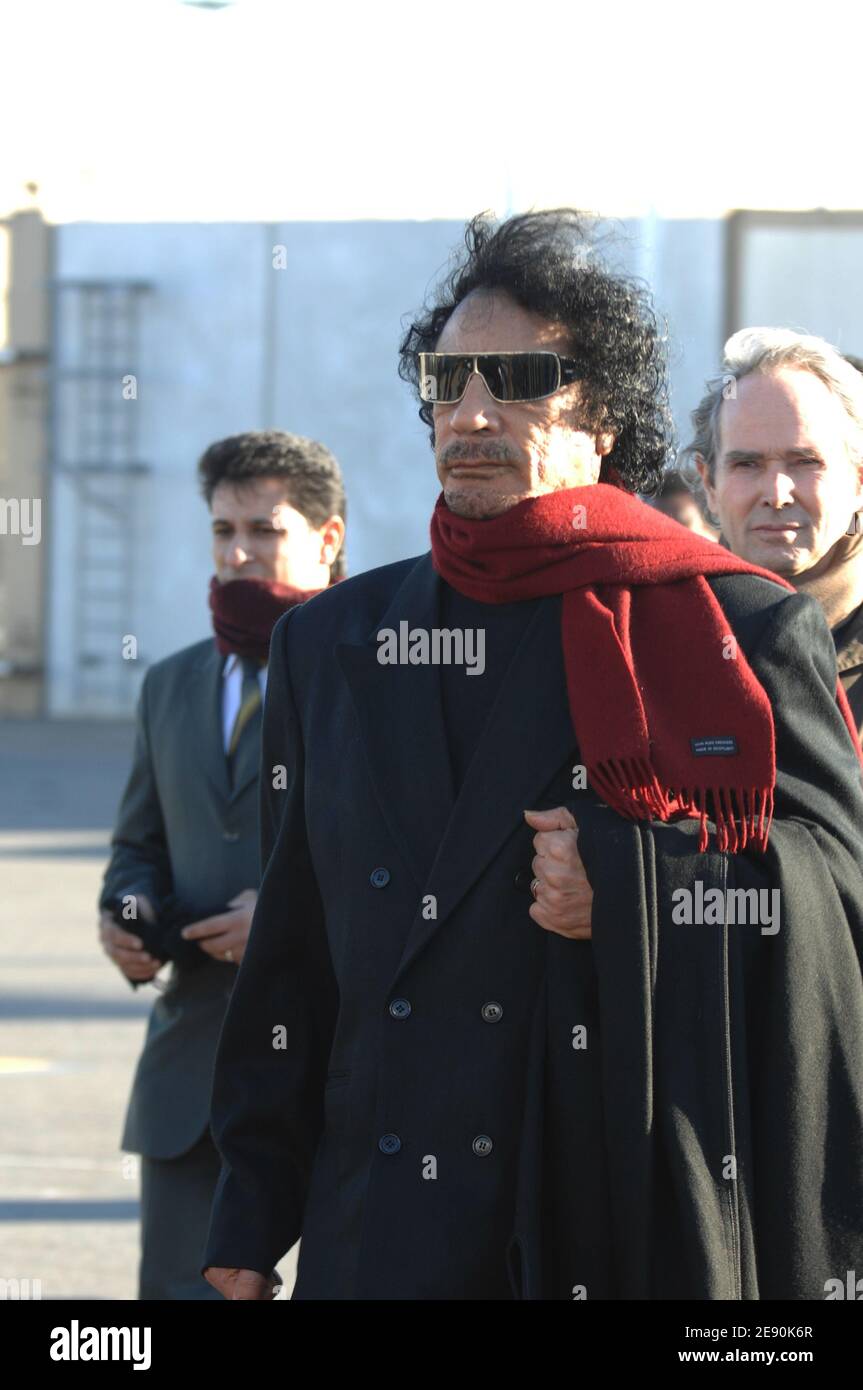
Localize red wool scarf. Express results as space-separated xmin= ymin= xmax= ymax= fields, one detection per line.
xmin=430 ymin=484 xmax=861 ymax=853
xmin=208 ymin=575 xmax=327 ymax=663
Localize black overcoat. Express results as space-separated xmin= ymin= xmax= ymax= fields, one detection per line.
xmin=203 ymin=553 xmax=863 ymax=1299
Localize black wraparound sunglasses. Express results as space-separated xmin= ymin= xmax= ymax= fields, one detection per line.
xmin=417 ymin=350 xmax=582 ymax=404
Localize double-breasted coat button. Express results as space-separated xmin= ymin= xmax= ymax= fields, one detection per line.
xmin=472 ymin=1135 xmax=494 ymax=1157
xmin=513 ymin=868 xmax=532 ymax=893
xmin=370 ymin=867 xmax=391 ymax=888
xmin=389 ymin=998 xmax=411 ymax=1019
xmin=481 ymin=1001 xmax=503 ymax=1023
xmin=379 ymin=1133 xmax=401 ymax=1154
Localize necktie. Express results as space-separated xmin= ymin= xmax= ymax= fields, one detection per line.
xmin=227 ymin=656 xmax=263 ymax=765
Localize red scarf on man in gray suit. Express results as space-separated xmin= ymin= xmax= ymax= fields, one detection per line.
xmin=208 ymin=575 xmax=326 ymax=663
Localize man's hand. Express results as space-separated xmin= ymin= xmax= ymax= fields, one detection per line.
xmin=181 ymin=889 xmax=258 ymax=965
xmin=99 ymin=892 xmax=161 ymax=982
xmin=523 ymin=807 xmax=593 ymax=940
xmin=203 ymin=1266 xmax=281 ymax=1300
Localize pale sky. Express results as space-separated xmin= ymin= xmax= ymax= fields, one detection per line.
xmin=0 ymin=0 xmax=861 ymax=224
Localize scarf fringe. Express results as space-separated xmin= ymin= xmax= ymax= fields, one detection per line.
xmin=590 ymin=758 xmax=775 ymax=854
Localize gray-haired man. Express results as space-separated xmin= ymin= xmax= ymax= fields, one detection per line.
xmin=681 ymin=327 xmax=863 ymax=735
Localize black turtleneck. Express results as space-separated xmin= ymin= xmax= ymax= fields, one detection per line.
xmin=436 ymin=582 xmax=544 ymax=791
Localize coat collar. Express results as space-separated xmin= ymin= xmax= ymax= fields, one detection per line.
xmin=337 ymin=554 xmax=577 ymax=982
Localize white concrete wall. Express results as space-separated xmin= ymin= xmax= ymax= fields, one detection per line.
xmin=46 ymin=216 xmax=728 ymax=715
xmin=606 ymin=216 xmax=727 ymax=456
xmin=735 ymin=222 xmax=863 ymax=352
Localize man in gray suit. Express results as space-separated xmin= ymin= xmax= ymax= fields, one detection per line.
xmin=98 ymin=430 xmax=346 ymax=1300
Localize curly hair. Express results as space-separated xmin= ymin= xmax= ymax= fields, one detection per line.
xmin=398 ymin=209 xmax=672 ymax=495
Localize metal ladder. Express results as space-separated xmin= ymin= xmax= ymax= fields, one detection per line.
xmin=50 ymin=279 xmax=152 ymax=714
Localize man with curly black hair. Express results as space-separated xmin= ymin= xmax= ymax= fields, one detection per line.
xmin=398 ymin=209 xmax=671 ymax=498
xmin=203 ymin=211 xmax=863 ymax=1301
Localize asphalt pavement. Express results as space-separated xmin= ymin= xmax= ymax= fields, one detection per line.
xmin=0 ymin=718 xmax=296 ymax=1300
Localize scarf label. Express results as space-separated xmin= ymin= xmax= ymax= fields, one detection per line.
xmin=690 ymin=736 xmax=738 ymax=757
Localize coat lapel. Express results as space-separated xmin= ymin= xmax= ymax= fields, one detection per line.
xmin=393 ymin=590 xmax=577 ymax=980
xmin=337 ymin=556 xmax=455 ymax=892
xmin=338 ymin=554 xmax=578 ymax=981
xmin=186 ymin=640 xmax=232 ymax=804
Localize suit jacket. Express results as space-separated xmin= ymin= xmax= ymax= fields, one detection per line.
xmin=100 ymin=637 xmax=261 ymax=1160
xmin=203 ymin=554 xmax=863 ymax=1299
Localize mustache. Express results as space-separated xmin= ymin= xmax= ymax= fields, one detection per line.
xmin=440 ymin=442 xmax=521 ymax=465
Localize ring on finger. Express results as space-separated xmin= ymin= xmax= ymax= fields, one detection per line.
xmin=530 ymin=877 xmax=541 ymax=900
